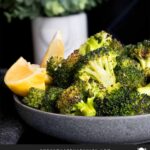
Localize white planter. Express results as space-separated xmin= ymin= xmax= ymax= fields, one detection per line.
xmin=32 ymin=12 xmax=88 ymax=63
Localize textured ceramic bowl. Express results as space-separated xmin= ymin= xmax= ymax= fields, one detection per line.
xmin=14 ymin=95 xmax=150 ymax=144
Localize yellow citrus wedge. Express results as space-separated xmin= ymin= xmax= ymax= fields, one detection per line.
xmin=4 ymin=57 xmax=51 ymax=96
xmin=41 ymin=68 xmax=53 ymax=85
xmin=41 ymin=31 xmax=65 ymax=68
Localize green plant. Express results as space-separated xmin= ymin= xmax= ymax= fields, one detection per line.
xmin=0 ymin=0 xmax=104 ymax=22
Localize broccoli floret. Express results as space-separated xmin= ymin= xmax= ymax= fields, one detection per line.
xmin=79 ymin=30 xmax=123 ymax=56
xmin=129 ymin=91 xmax=150 ymax=114
xmin=116 ymin=54 xmax=141 ymax=68
xmin=103 ymin=86 xmax=134 ymax=116
xmin=128 ymin=40 xmax=150 ymax=76
xmin=109 ymin=38 xmax=123 ymax=53
xmin=94 ymin=83 xmax=121 ymax=116
xmin=22 ymin=87 xmax=45 ymax=109
xmin=23 ymin=86 xmax=64 ymax=112
xmin=56 ymin=85 xmax=96 ymax=116
xmin=95 ymin=84 xmax=150 ymax=116
xmin=115 ymin=55 xmax=145 ymax=88
xmin=78 ymin=80 xmax=106 ymax=100
xmin=52 ymin=50 xmax=82 ymax=88
xmin=124 ymin=44 xmax=135 ymax=56
xmin=42 ymin=86 xmax=64 ymax=112
xmin=46 ymin=56 xmax=63 ymax=77
xmin=76 ymin=47 xmax=117 ymax=89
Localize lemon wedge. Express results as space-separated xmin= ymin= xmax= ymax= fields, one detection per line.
xmin=4 ymin=57 xmax=50 ymax=96
xmin=41 ymin=31 xmax=65 ymax=67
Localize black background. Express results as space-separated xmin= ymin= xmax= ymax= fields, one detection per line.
xmin=0 ymin=0 xmax=150 ymax=144
xmin=0 ymin=0 xmax=150 ymax=68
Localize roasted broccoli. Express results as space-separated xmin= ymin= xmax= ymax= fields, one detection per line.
xmin=79 ymin=80 xmax=106 ymax=100
xmin=22 ymin=31 xmax=150 ymax=117
xmin=95 ymin=84 xmax=150 ymax=116
xmin=76 ymin=47 xmax=117 ymax=89
xmin=22 ymin=87 xmax=45 ymax=109
xmin=56 ymin=84 xmax=96 ymax=116
xmin=79 ymin=30 xmax=123 ymax=56
xmin=52 ymin=50 xmax=82 ymax=88
xmin=128 ymin=40 xmax=150 ymax=77
xmin=46 ymin=56 xmax=63 ymax=77
xmin=42 ymin=86 xmax=64 ymax=112
xmin=47 ymin=30 xmax=123 ymax=88
xmin=115 ymin=55 xmax=145 ymax=88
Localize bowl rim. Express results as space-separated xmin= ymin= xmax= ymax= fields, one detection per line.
xmin=13 ymin=94 xmax=150 ymax=120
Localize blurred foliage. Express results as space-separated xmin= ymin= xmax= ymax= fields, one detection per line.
xmin=0 ymin=0 xmax=105 ymax=22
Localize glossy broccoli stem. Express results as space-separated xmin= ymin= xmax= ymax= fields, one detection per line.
xmin=137 ymin=83 xmax=150 ymax=96
xmin=75 ymin=97 xmax=96 ymax=116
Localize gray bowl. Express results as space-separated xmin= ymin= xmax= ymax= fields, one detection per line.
xmin=14 ymin=95 xmax=150 ymax=144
